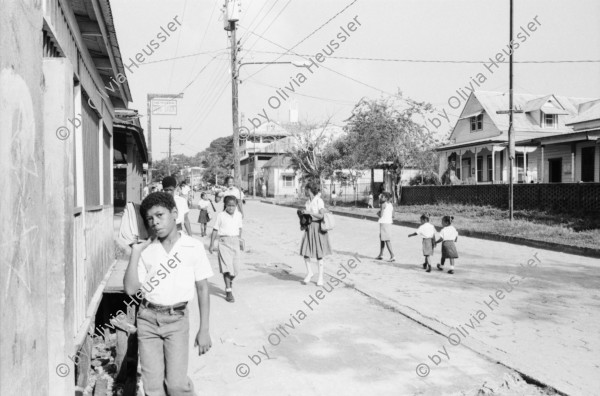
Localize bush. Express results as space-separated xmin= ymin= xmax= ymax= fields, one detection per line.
xmin=409 ymin=173 xmax=441 ymax=186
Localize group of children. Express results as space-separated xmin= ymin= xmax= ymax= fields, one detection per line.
xmin=377 ymin=192 xmax=459 ymax=274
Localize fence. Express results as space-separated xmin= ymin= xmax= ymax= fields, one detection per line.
xmin=399 ymin=183 xmax=600 ymax=212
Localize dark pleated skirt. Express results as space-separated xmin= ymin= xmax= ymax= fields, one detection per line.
xmin=300 ymin=222 xmax=332 ymax=259
xmin=198 ymin=209 xmax=209 ymax=224
xmin=441 ymin=241 xmax=459 ymax=259
xmin=422 ymin=238 xmax=434 ymax=256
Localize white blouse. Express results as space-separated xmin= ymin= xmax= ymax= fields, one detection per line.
xmin=305 ymin=194 xmax=325 ymax=214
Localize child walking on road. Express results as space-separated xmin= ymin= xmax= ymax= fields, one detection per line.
xmin=408 ymin=213 xmax=436 ymax=272
xmin=209 ymin=196 xmax=243 ymax=303
xmin=435 ymin=215 xmax=459 ymax=274
xmin=123 ymin=192 xmax=213 ymax=396
xmin=376 ymin=192 xmax=395 ymax=262
xmin=196 ymin=192 xmax=215 ymax=237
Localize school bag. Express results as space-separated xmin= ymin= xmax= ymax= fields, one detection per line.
xmin=320 ymin=211 xmax=335 ymax=232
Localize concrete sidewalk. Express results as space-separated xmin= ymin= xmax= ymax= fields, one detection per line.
xmin=222 ymin=201 xmax=599 ymax=396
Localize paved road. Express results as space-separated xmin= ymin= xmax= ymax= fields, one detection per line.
xmin=178 ymin=201 xmax=598 ymax=395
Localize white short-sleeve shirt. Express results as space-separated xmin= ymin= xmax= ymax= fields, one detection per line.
xmin=213 ymin=211 xmax=243 ymax=236
xmin=439 ymin=225 xmax=458 ymax=241
xmin=305 ymin=194 xmax=324 ymax=214
xmin=223 ymin=186 xmax=244 ymax=200
xmin=417 ymin=222 xmax=436 ymax=239
xmin=174 ymin=195 xmax=189 ymax=224
xmin=197 ymin=199 xmax=211 ymax=210
xmin=137 ymin=233 xmax=213 ymax=305
xmin=378 ymin=202 xmax=393 ymax=224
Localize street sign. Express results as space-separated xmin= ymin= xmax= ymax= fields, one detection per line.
xmin=152 ymin=99 xmax=177 ymax=115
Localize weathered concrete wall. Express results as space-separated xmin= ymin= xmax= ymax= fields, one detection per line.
xmin=43 ymin=57 xmax=76 ymax=395
xmin=0 ymin=1 xmax=49 ymax=395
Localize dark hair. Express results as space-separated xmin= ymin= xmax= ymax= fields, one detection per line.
xmin=224 ymin=176 xmax=234 ymax=184
xmin=180 ymin=181 xmax=187 ymax=186
xmin=224 ymin=195 xmax=238 ymax=205
xmin=420 ymin=212 xmax=431 ymax=222
xmin=442 ymin=215 xmax=454 ymax=225
xmin=141 ymin=192 xmax=176 ymax=218
xmin=162 ymin=176 xmax=177 ymax=189
xmin=305 ymin=181 xmax=320 ymax=195
xmin=200 ymin=192 xmax=206 ymax=199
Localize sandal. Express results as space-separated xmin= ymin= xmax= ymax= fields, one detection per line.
xmin=448 ymin=270 xmax=454 ymax=275
xmin=425 ymin=263 xmax=432 ymax=273
xmin=375 ymin=256 xmax=384 ymax=260
xmin=422 ymin=262 xmax=427 ymax=269
xmin=388 ymin=257 xmax=396 ymax=263
xmin=437 ymin=264 xmax=444 ymax=271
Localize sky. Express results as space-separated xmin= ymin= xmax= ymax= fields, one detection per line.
xmin=110 ymin=0 xmax=600 ymax=160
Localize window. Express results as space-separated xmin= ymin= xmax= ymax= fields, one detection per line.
xmin=487 ymin=155 xmax=493 ymax=181
xmin=470 ymin=114 xmax=483 ymax=132
xmin=477 ymin=156 xmax=483 ymax=182
xmin=283 ymin=175 xmax=294 ymax=187
xmin=82 ymin=93 xmax=101 ymax=207
xmin=544 ymin=113 xmax=557 ymax=128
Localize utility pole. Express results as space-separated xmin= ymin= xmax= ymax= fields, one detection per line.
xmin=159 ymin=126 xmax=182 ymax=176
xmin=224 ymin=0 xmax=242 ymax=188
xmin=496 ymin=0 xmax=522 ymax=221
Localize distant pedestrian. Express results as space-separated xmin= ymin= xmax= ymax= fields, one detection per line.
xmin=299 ymin=181 xmax=332 ymax=286
xmin=261 ymin=183 xmax=267 ymax=197
xmin=331 ymin=189 xmax=337 ymax=206
xmin=367 ymin=192 xmax=374 ymax=209
xmin=222 ymin=176 xmax=245 ymax=217
xmin=435 ymin=215 xmax=459 ymax=274
xmin=196 ymin=193 xmax=215 ymax=237
xmin=408 ymin=213 xmax=436 ymax=272
xmin=375 ymin=192 xmax=395 ymax=262
xmin=162 ymin=176 xmax=193 ymax=236
xmin=209 ymin=196 xmax=243 ymax=303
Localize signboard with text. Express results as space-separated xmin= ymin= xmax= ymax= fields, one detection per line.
xmin=152 ymin=99 xmax=177 ymax=115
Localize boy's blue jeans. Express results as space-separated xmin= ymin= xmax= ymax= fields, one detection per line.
xmin=137 ymin=306 xmax=196 ymax=396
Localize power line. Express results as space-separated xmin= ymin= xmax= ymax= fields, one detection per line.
xmin=142 ymin=49 xmax=228 ymax=66
xmin=239 ymin=0 xmax=293 ymax=60
xmin=242 ymin=0 xmax=360 ymax=81
xmin=239 ymin=25 xmax=396 ymax=97
xmin=246 ymin=50 xmax=600 ymax=64
xmin=189 ymin=0 xmax=221 ymax=74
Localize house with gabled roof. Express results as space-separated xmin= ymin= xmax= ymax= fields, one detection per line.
xmin=437 ymin=91 xmax=600 ymax=184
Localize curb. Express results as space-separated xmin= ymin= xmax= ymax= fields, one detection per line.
xmin=259 ymin=200 xmax=600 ymax=259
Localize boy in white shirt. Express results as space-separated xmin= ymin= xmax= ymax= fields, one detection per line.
xmin=408 ymin=213 xmax=436 ymax=272
xmin=162 ymin=176 xmax=192 ymax=235
xmin=209 ymin=196 xmax=243 ymax=302
xmin=124 ymin=192 xmax=212 ymax=396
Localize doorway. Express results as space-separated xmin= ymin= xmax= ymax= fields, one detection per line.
xmin=581 ymin=147 xmax=595 ymax=182
xmin=548 ymin=158 xmax=562 ymax=183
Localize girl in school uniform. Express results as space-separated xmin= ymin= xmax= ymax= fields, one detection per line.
xmin=435 ymin=215 xmax=459 ymax=274
xmin=299 ymin=181 xmax=332 ymax=286
xmin=375 ymin=192 xmax=395 ymax=262
xmin=408 ymin=213 xmax=436 ymax=272
xmin=196 ymin=192 xmax=215 ymax=237
xmin=209 ymin=196 xmax=243 ymax=302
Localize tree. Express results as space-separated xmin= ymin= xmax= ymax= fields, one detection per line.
xmin=285 ymin=121 xmax=335 ymax=190
xmin=199 ymin=136 xmax=234 ymax=185
xmin=323 ymin=135 xmax=364 ymax=206
xmin=345 ymin=92 xmax=439 ymax=202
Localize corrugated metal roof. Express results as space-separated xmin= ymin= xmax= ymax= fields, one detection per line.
xmin=567 ymin=99 xmax=600 ymax=125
